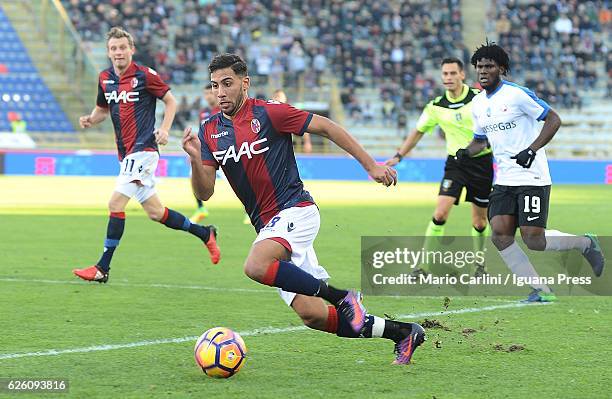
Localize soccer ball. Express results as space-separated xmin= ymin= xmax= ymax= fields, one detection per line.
xmin=194 ymin=327 xmax=247 ymax=378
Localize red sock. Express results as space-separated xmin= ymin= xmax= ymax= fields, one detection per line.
xmin=261 ymin=260 xmax=280 ymax=286
xmin=325 ymin=305 xmax=338 ymax=334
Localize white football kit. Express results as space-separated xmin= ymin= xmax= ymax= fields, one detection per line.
xmin=254 ymin=204 xmax=330 ymax=306
xmin=471 ymin=80 xmax=552 ymax=186
xmin=115 ymin=151 xmax=159 ymax=203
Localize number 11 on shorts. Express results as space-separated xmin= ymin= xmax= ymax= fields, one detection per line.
xmin=523 ymin=195 xmax=540 ymax=213
xmin=124 ymin=159 xmax=135 ymax=173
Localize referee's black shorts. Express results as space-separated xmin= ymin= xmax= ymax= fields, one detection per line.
xmin=438 ymin=153 xmax=493 ymax=208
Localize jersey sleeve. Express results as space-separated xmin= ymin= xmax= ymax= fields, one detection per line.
xmin=516 ymin=87 xmax=550 ymax=121
xmin=198 ymin=123 xmax=219 ymax=169
xmin=144 ymin=67 xmax=171 ymax=99
xmin=265 ymin=102 xmax=313 ymax=136
xmin=96 ymin=81 xmax=108 ymax=108
xmin=415 ymin=102 xmax=437 ymax=133
xmin=472 ymin=107 xmax=486 ymax=139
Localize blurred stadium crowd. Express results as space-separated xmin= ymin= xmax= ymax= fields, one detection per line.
xmin=60 ymin=0 xmax=611 ymax=128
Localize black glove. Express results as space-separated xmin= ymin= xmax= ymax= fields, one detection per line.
xmin=511 ymin=147 xmax=536 ymax=168
xmin=455 ymin=148 xmax=470 ymax=162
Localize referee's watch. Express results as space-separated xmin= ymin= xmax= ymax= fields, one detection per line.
xmin=394 ymin=152 xmax=403 ymax=161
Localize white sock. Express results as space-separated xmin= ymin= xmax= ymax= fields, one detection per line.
xmin=499 ymin=241 xmax=552 ymax=293
xmin=544 ymin=230 xmax=590 ymax=252
xmin=371 ymin=315 xmax=386 ymax=338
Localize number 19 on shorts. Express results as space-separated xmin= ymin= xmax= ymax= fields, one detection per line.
xmin=523 ymin=195 xmax=541 ymax=213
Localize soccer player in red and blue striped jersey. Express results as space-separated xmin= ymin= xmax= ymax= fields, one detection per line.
xmin=182 ymin=53 xmax=426 ymax=364
xmin=72 ymin=27 xmax=220 ymax=283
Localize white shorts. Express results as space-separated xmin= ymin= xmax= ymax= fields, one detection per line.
xmin=114 ymin=151 xmax=159 ymax=203
xmin=253 ymin=204 xmax=330 ymax=306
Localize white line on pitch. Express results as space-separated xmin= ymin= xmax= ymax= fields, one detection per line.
xmin=0 ymin=278 xmax=517 ymax=302
xmin=0 ymin=277 xmax=271 ymax=294
xmin=0 ymin=302 xmax=550 ymax=361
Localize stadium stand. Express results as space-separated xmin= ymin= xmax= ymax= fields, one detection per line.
xmin=486 ymin=0 xmax=611 ymax=158
xmin=488 ymin=0 xmax=607 ymax=109
xmin=0 ymin=5 xmax=74 ymax=132
xmin=5 ymin=0 xmax=610 ymax=158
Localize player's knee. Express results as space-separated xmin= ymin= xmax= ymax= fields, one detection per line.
xmin=521 ymin=233 xmax=545 ymax=251
xmin=108 ymin=199 xmax=124 ymax=213
xmin=432 ymin=210 xmax=448 ymax=223
xmin=491 ymin=232 xmax=514 ymax=250
xmin=243 ymin=259 xmax=266 ymax=282
xmin=300 ymin=312 xmax=326 ymax=330
xmin=473 ymin=219 xmax=487 ymax=231
xmin=145 ymin=207 xmax=164 ymax=222
xmin=293 ymin=305 xmax=326 ymax=330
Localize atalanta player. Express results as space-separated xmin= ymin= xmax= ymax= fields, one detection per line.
xmin=457 ymin=42 xmax=605 ymax=302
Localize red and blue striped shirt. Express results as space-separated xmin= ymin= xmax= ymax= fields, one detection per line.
xmin=97 ymin=62 xmax=170 ymax=160
xmin=199 ymin=98 xmax=314 ymax=231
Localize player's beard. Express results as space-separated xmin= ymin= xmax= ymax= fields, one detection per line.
xmin=225 ymin=91 xmax=246 ymax=117
xmin=483 ymin=75 xmax=501 ymax=92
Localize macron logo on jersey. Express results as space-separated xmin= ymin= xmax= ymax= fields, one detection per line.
xmin=211 ymin=131 xmax=229 ymax=139
xmin=213 ymin=137 xmax=269 ymax=165
xmin=105 ymin=90 xmax=139 ymax=104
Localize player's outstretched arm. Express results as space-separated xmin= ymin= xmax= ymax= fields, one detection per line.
xmin=155 ymin=91 xmax=178 ymax=146
xmin=79 ymin=106 xmax=109 ymax=129
xmin=307 ymin=114 xmax=397 ymax=186
xmin=385 ymin=128 xmax=425 ymax=166
xmin=182 ymin=127 xmax=216 ymax=200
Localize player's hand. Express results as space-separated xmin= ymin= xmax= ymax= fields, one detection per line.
xmin=182 ymin=127 xmax=201 ymax=160
xmin=368 ymin=164 xmax=398 ymax=187
xmin=79 ymin=115 xmax=92 ymax=129
xmin=155 ymin=128 xmax=169 ymax=145
xmin=385 ymin=153 xmax=402 ymax=167
xmin=511 ymin=147 xmax=536 ymax=168
xmin=454 ymin=148 xmax=470 ymax=162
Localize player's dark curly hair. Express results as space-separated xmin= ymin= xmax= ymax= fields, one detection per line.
xmin=208 ymin=53 xmax=248 ymax=76
xmin=470 ymin=40 xmax=510 ymax=75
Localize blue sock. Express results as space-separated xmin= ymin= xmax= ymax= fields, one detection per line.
xmin=160 ymin=207 xmax=210 ymax=242
xmin=97 ymin=212 xmax=125 ymax=272
xmin=262 ymin=260 xmax=321 ymax=295
xmin=261 ymin=260 xmax=349 ymax=304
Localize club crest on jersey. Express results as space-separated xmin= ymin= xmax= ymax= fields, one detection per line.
xmin=251 ymin=118 xmax=261 ymax=134
xmin=486 ymin=107 xmax=491 ymax=117
xmin=501 ymin=104 xmax=508 ymax=112
xmin=212 ymin=137 xmax=269 ymax=165
xmin=131 ymin=77 xmax=138 ymax=88
xmin=455 ymin=113 xmax=462 ymax=121
xmin=105 ymin=90 xmax=139 ymax=103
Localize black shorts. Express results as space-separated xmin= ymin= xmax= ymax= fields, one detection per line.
xmin=487 ymin=185 xmax=551 ymax=228
xmin=438 ymin=153 xmax=493 ymax=208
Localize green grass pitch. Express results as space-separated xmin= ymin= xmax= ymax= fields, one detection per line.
xmin=1 ymin=178 xmax=610 ymax=398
